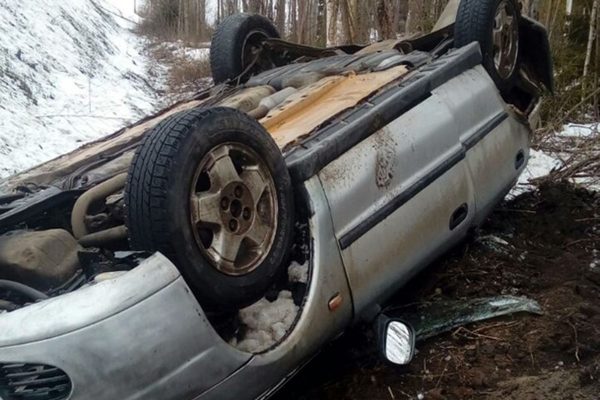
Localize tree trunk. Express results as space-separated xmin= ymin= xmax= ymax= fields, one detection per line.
xmin=376 ymin=0 xmax=401 ymax=40
xmin=316 ymin=0 xmax=328 ymax=46
xmin=327 ymin=0 xmax=340 ymax=45
xmin=275 ymin=0 xmax=286 ymax=34
xmin=289 ymin=0 xmax=298 ymax=42
xmin=584 ymin=0 xmax=599 ymax=79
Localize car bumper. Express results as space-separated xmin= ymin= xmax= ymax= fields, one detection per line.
xmin=0 ymin=253 xmax=250 ymax=400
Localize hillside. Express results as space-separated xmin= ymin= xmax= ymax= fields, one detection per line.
xmin=0 ymin=0 xmax=163 ymax=177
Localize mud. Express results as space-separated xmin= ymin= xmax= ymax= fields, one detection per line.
xmin=274 ymin=182 xmax=600 ymax=400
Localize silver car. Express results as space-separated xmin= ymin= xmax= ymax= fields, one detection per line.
xmin=0 ymin=0 xmax=552 ymax=399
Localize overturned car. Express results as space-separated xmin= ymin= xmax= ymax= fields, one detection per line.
xmin=0 ymin=0 xmax=552 ymax=399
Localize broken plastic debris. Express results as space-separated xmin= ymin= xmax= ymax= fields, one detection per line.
xmin=383 ymin=295 xmax=543 ymax=341
xmin=478 ymin=235 xmax=510 ymax=246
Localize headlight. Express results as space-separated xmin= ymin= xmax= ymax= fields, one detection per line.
xmin=0 ymin=363 xmax=71 ymax=400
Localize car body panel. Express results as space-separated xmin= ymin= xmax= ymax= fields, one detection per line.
xmin=0 ymin=254 xmax=251 ymax=400
xmin=196 ymin=176 xmax=353 ymax=400
xmin=318 ymin=77 xmax=476 ymax=316
xmin=437 ymin=68 xmax=531 ymax=223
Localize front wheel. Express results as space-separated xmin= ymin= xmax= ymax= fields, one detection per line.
xmin=125 ymin=107 xmax=294 ymax=311
xmin=455 ymin=0 xmax=521 ymax=93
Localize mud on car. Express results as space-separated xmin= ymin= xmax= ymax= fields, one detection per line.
xmin=0 ymin=0 xmax=552 ymax=399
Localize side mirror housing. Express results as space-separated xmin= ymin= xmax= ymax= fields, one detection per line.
xmin=376 ymin=315 xmax=416 ymax=365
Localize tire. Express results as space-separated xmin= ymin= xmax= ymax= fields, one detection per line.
xmin=455 ymin=0 xmax=521 ymax=93
xmin=210 ymin=13 xmax=280 ymax=84
xmin=125 ymin=107 xmax=294 ymax=311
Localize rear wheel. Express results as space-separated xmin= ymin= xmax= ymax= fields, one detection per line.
xmin=125 ymin=107 xmax=294 ymax=311
xmin=210 ymin=13 xmax=281 ymax=84
xmin=455 ymin=0 xmax=520 ymax=93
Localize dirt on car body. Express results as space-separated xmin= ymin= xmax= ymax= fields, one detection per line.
xmin=274 ymin=182 xmax=600 ymax=400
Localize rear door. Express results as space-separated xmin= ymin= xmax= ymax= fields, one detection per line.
xmin=318 ymin=89 xmax=476 ymax=317
xmin=436 ymin=66 xmax=530 ymax=224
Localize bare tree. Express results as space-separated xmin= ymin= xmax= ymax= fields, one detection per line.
xmin=376 ymin=0 xmax=402 ymax=40
xmin=316 ymin=0 xmax=327 ymax=46
xmin=584 ymin=0 xmax=599 ymax=79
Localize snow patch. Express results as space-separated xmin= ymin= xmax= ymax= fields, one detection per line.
xmin=0 ymin=0 xmax=164 ymax=178
xmin=288 ymin=261 xmax=309 ymax=284
xmin=509 ymin=149 xmax=563 ymax=198
xmin=558 ymin=123 xmax=599 ymax=138
xmin=158 ymin=41 xmax=211 ymax=62
xmin=231 ymin=290 xmax=299 ymax=353
xmin=101 ymin=0 xmax=142 ymax=23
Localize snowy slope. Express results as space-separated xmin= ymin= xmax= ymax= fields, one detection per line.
xmin=0 ymin=0 xmax=163 ymax=178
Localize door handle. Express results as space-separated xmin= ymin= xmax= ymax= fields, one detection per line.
xmin=515 ymin=149 xmax=525 ymax=170
xmin=449 ymin=203 xmax=469 ymax=231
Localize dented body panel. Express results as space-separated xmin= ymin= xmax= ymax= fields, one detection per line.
xmin=318 ymin=65 xmax=529 ymax=318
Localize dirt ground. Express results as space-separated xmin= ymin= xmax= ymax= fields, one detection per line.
xmin=274 ymin=182 xmax=600 ymax=400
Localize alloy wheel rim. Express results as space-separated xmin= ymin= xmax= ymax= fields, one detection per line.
xmin=190 ymin=143 xmax=278 ymax=276
xmin=493 ymin=0 xmax=519 ymax=80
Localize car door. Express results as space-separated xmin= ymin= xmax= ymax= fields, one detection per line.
xmin=318 ymin=87 xmax=476 ymax=318
xmin=436 ymin=66 xmax=531 ymax=225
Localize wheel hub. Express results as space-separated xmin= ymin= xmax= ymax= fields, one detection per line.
xmin=219 ymin=182 xmax=255 ymax=235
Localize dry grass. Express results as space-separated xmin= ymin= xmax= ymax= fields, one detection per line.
xmin=148 ymin=42 xmax=212 ymax=103
xmin=534 ymin=123 xmax=600 ymax=188
xmin=168 ymin=57 xmax=211 ymax=89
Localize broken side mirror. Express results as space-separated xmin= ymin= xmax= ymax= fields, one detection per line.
xmin=376 ymin=315 xmax=416 ymax=365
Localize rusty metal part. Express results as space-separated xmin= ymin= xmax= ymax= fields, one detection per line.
xmin=78 ymin=225 xmax=128 ymax=248
xmin=190 ymin=143 xmax=278 ymax=276
xmin=71 ymin=173 xmax=127 ymax=239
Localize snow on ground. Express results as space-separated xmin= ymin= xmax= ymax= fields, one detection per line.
xmin=101 ymin=0 xmax=142 ymax=22
xmin=155 ymin=40 xmax=211 ymax=63
xmin=509 ymin=149 xmax=563 ymax=198
xmin=0 ymin=0 xmax=164 ymax=178
xmin=558 ymin=122 xmax=600 ymax=138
